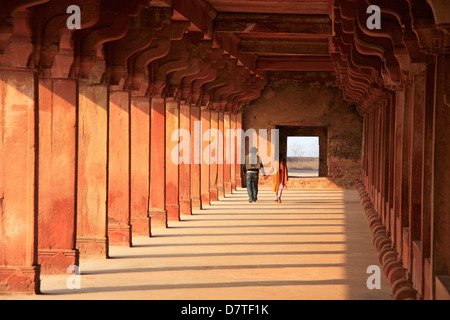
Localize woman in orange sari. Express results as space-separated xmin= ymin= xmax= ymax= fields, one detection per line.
xmin=266 ymin=153 xmax=289 ymax=203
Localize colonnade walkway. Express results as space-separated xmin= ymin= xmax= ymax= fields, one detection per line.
xmin=9 ymin=189 xmax=392 ymax=300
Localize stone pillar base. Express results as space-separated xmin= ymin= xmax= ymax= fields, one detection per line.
xmin=76 ymin=236 xmax=109 ymax=259
xmin=131 ymin=216 xmax=151 ymax=237
xmin=150 ymin=210 xmax=167 ymax=230
xmin=218 ymin=185 xmax=225 ymax=199
xmin=191 ymin=197 xmax=202 ymax=210
xmin=38 ymin=249 xmax=79 ymax=275
xmin=108 ymin=224 xmax=132 ymax=247
xmin=210 ymin=189 xmax=218 ymax=202
xmin=0 ymin=266 xmax=40 ymax=295
xmin=236 ymin=177 xmax=242 ymax=189
xmin=231 ymin=182 xmax=236 ymax=191
xmin=201 ymin=193 xmax=210 ymax=206
xmin=167 ymin=204 xmax=180 ymax=222
xmin=180 ymin=199 xmax=192 ymax=215
xmin=224 ymin=182 xmax=232 ymax=195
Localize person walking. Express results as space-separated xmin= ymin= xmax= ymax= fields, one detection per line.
xmin=266 ymin=153 xmax=289 ymax=203
xmin=243 ymin=147 xmax=266 ymax=203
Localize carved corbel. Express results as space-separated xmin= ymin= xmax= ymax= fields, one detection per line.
xmin=129 ymin=19 xmax=189 ymax=94
xmin=238 ymin=78 xmax=267 ymax=111
xmin=104 ymin=7 xmax=173 ymax=88
xmin=202 ymin=58 xmax=237 ymax=109
xmin=215 ymin=67 xmax=249 ymax=112
xmin=426 ymin=0 xmax=450 ymax=35
xmin=150 ymin=37 xmax=191 ymax=97
xmin=0 ymin=0 xmax=50 ymax=67
xmin=364 ymin=0 xmax=423 ymax=62
xmin=222 ymin=69 xmax=251 ymax=113
xmin=192 ymin=53 xmax=229 ymax=106
xmin=404 ymin=0 xmax=448 ymax=54
xmin=179 ymin=46 xmax=222 ymax=103
xmin=166 ymin=37 xmax=212 ymax=100
xmin=33 ymin=0 xmax=101 ymax=77
xmin=230 ymin=74 xmax=257 ymax=112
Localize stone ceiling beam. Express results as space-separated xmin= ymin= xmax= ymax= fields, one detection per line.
xmin=214 ymin=32 xmax=259 ymax=76
xmin=214 ymin=13 xmax=332 ymax=36
xmin=169 ymin=0 xmax=217 ymax=39
xmin=256 ymin=56 xmax=335 ymax=72
xmin=207 ymin=0 xmax=330 ymax=15
xmin=239 ymin=39 xmax=330 ymax=55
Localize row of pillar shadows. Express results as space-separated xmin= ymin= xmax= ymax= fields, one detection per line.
xmin=0 ymin=1 xmax=265 ymax=294
xmin=332 ymin=0 xmax=450 ymax=300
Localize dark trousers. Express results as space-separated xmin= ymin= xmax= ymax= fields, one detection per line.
xmin=246 ymin=171 xmax=259 ymax=202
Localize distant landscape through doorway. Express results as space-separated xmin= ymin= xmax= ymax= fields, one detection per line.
xmin=287 ymin=136 xmax=320 ymax=177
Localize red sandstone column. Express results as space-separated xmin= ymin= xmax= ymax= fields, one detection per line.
xmin=77 ymin=80 xmax=109 ymax=258
xmin=149 ymin=96 xmax=167 ymax=229
xmin=407 ymin=64 xmax=427 ymax=282
xmin=400 ymin=81 xmax=414 ymax=265
xmin=179 ymin=103 xmax=192 ymax=215
xmin=166 ymin=98 xmax=180 ymax=222
xmin=108 ymin=90 xmax=131 ymax=246
xmin=231 ymin=113 xmax=237 ymax=191
xmin=363 ymin=116 xmax=368 ymax=187
xmin=130 ymin=95 xmax=151 ymax=236
xmin=392 ymin=88 xmax=405 ymax=253
xmin=371 ymin=111 xmax=376 ymax=201
xmin=38 ymin=77 xmax=79 ymax=273
xmin=223 ymin=113 xmax=232 ymax=194
xmin=190 ymin=106 xmax=202 ymax=210
xmin=371 ymin=110 xmax=378 ymax=208
xmin=373 ymin=109 xmax=379 ymax=205
xmin=387 ymin=96 xmax=395 ymax=236
xmin=0 ymin=69 xmax=40 ymax=294
xmin=235 ymin=112 xmax=243 ymax=189
xmin=201 ymin=109 xmax=211 ymax=205
xmin=421 ymin=63 xmax=436 ymax=300
xmin=381 ymin=103 xmax=390 ymax=227
xmin=209 ymin=111 xmax=219 ymax=201
xmin=217 ymin=112 xmax=225 ymax=199
xmin=431 ymin=54 xmax=450 ymax=300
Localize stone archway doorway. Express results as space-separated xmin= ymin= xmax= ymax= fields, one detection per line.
xmin=276 ymin=125 xmax=328 ymax=178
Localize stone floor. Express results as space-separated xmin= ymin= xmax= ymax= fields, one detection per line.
xmin=5 ymin=188 xmax=392 ymax=300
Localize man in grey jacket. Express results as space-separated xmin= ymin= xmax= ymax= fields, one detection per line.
xmin=242 ymin=147 xmax=266 ymax=203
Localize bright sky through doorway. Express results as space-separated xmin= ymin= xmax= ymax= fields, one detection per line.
xmin=287 ymin=137 xmax=319 ymax=157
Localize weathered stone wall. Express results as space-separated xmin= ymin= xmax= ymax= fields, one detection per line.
xmin=243 ymin=80 xmax=363 ymax=189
